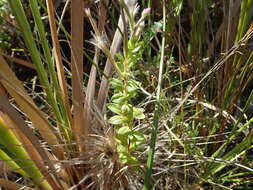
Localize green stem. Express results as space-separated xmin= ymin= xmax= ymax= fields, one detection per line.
xmin=143 ymin=1 xmax=166 ymax=189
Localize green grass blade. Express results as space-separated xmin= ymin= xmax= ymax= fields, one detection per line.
xmin=223 ymin=0 xmax=253 ymax=108
xmin=236 ymin=0 xmax=253 ymax=43
xmin=204 ymin=117 xmax=253 ymax=179
xmin=212 ymin=89 xmax=253 ymax=160
xmin=0 ymin=148 xmax=27 ymax=177
xmin=7 ymin=0 xmax=64 ymax=127
xmin=0 ymin=118 xmax=52 ymax=190
xmin=29 ymin=0 xmax=59 ymax=91
xmin=143 ymin=1 xmax=166 ymax=189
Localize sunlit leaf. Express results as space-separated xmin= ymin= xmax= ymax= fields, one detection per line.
xmin=108 ymin=115 xmax=127 ymax=125
xmin=133 ymin=107 xmax=145 ymax=119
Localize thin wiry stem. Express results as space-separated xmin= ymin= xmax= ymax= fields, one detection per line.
xmin=143 ymin=1 xmax=166 ymax=189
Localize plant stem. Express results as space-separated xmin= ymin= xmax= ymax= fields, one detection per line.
xmin=143 ymin=1 xmax=166 ymax=189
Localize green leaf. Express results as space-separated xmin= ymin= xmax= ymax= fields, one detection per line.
xmin=119 ymin=152 xmax=139 ymax=165
xmin=116 ymin=136 xmax=129 ymax=147
xmin=133 ymin=107 xmax=145 ymax=119
xmin=127 ymin=86 xmax=138 ymax=94
xmin=110 ymin=78 xmax=123 ymax=91
xmin=0 ymin=118 xmax=50 ymax=189
xmin=121 ymin=104 xmax=133 ymax=115
xmin=116 ymin=127 xmax=131 ymax=146
xmin=117 ymin=126 xmax=132 ymax=136
xmin=117 ymin=144 xmax=128 ymax=152
xmin=0 ymin=148 xmax=28 ymax=177
xmin=132 ymin=131 xmax=146 ymax=143
xmin=111 ymin=93 xmax=126 ymax=103
xmin=7 ymin=0 xmax=66 ymax=133
xmin=108 ymin=103 xmax=122 ymax=114
xmin=127 ymin=90 xmax=138 ymax=99
xmin=128 ymin=79 xmax=141 ymax=89
xmin=127 ymin=80 xmax=141 ymax=95
xmin=132 ymin=45 xmax=142 ymax=53
xmin=129 ymin=141 xmax=138 ymax=151
xmin=108 ymin=115 xmax=127 ymax=125
xmin=172 ymin=0 xmax=183 ymax=16
xmin=128 ymin=131 xmax=146 ymax=151
xmin=116 ymin=61 xmax=124 ymax=72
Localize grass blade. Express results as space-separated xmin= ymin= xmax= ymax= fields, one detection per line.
xmin=46 ymin=0 xmax=72 ymax=139
xmin=71 ymin=0 xmax=86 ymax=151
xmin=6 ymin=0 xmax=66 ymax=133
xmin=0 ymin=116 xmax=52 ymax=190
xmin=0 ymin=178 xmax=35 ymax=190
xmin=143 ymin=1 xmax=166 ymax=189
xmin=0 ymin=55 xmax=64 ymax=159
xmin=96 ymin=13 xmax=124 ymax=111
xmin=204 ymin=117 xmax=253 ymax=179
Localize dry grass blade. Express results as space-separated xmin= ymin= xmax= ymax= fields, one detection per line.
xmin=96 ymin=13 xmax=124 ymax=111
xmin=0 ymin=55 xmax=64 ymax=159
xmin=70 ymin=0 xmax=86 ymax=151
xmin=0 ymin=110 xmax=58 ymax=190
xmin=46 ymin=0 xmax=72 ymax=124
xmin=175 ymin=98 xmax=238 ymax=123
xmin=85 ymin=1 xmax=108 ymax=131
xmin=0 ymin=178 xmax=35 ymax=190
xmin=207 ymin=0 xmax=241 ymax=59
xmin=85 ymin=52 xmax=98 ymax=132
xmin=0 ymin=95 xmax=60 ymax=189
xmin=98 ymin=0 xmax=108 ymax=31
xmin=168 ymin=30 xmax=253 ymax=121
xmin=0 ymin=53 xmax=36 ymax=69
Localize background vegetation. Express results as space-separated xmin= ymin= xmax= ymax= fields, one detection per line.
xmin=0 ymin=0 xmax=252 ymax=189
